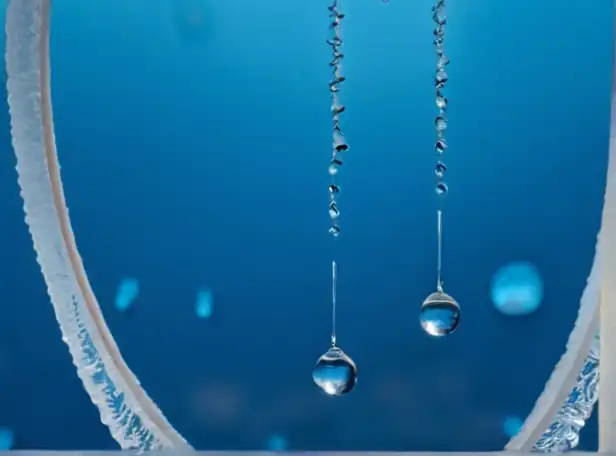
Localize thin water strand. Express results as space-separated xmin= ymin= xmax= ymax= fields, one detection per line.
xmin=327 ymin=0 xmax=348 ymax=237
xmin=331 ymin=260 xmax=337 ymax=346
xmin=437 ymin=210 xmax=443 ymax=291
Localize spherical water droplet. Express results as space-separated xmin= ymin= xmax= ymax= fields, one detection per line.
xmin=312 ymin=346 xmax=357 ymax=396
xmin=0 ymin=428 xmax=14 ymax=450
xmin=329 ymin=225 xmax=340 ymax=237
xmin=420 ymin=290 xmax=460 ymax=337
xmin=195 ymin=288 xmax=214 ymax=319
xmin=328 ymin=184 xmax=340 ymax=195
xmin=436 ymin=95 xmax=448 ymax=110
xmin=115 ymin=277 xmax=140 ymax=312
xmin=503 ymin=415 xmax=523 ymax=438
xmin=435 ymin=162 xmax=447 ymax=178
xmin=491 ymin=262 xmax=543 ymax=316
xmin=435 ymin=139 xmax=447 ymax=154
xmin=329 ymin=202 xmax=340 ymax=219
xmin=435 ymin=116 xmax=447 ymax=132
xmin=266 ymin=434 xmax=288 ymax=451
xmin=436 ymin=182 xmax=448 ymax=195
xmin=329 ymin=159 xmax=342 ymax=175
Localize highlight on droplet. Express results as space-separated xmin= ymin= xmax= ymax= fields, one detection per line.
xmin=490 ymin=261 xmax=543 ymax=316
xmin=0 ymin=427 xmax=14 ymax=450
xmin=195 ymin=288 xmax=214 ymax=319
xmin=503 ymin=415 xmax=523 ymax=438
xmin=266 ymin=434 xmax=288 ymax=451
xmin=115 ymin=277 xmax=140 ymax=312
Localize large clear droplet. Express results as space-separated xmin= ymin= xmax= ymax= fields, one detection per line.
xmin=420 ymin=290 xmax=460 ymax=337
xmin=312 ymin=346 xmax=357 ymax=396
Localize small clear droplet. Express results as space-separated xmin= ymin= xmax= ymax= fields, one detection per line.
xmin=435 ymin=116 xmax=447 ymax=132
xmin=329 ymin=202 xmax=340 ymax=219
xmin=420 ymin=290 xmax=460 ymax=337
xmin=435 ymin=161 xmax=447 ymax=178
xmin=329 ymin=225 xmax=340 ymax=236
xmin=435 ymin=139 xmax=447 ymax=154
xmin=436 ymin=95 xmax=448 ymax=110
xmin=436 ymin=70 xmax=448 ymax=84
xmin=329 ymin=184 xmax=340 ymax=194
xmin=312 ymin=346 xmax=357 ymax=396
xmin=437 ymin=56 xmax=450 ymax=68
xmin=436 ymin=182 xmax=448 ymax=195
xmin=329 ymin=159 xmax=342 ymax=175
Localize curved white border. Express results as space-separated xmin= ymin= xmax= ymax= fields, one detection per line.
xmin=5 ymin=0 xmax=192 ymax=449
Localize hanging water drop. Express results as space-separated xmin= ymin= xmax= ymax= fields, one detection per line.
xmin=436 ymin=95 xmax=447 ymax=110
xmin=435 ymin=139 xmax=447 ymax=154
xmin=329 ymin=159 xmax=342 ymax=175
xmin=436 ymin=182 xmax=448 ymax=195
xmin=329 ymin=202 xmax=340 ymax=219
xmin=420 ymin=290 xmax=460 ymax=337
xmin=312 ymin=346 xmax=357 ymax=396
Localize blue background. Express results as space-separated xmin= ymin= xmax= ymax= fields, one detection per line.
xmin=0 ymin=0 xmax=612 ymax=450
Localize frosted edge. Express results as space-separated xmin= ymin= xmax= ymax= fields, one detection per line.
xmin=505 ymin=28 xmax=616 ymax=455
xmin=5 ymin=0 xmax=191 ymax=450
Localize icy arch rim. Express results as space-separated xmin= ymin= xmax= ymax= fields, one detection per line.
xmin=5 ymin=0 xmax=191 ymax=450
xmin=4 ymin=0 xmax=612 ymax=451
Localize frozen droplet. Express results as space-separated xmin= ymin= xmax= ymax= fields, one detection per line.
xmin=312 ymin=346 xmax=357 ymax=396
xmin=115 ymin=278 xmax=140 ymax=312
xmin=420 ymin=290 xmax=460 ymax=337
xmin=195 ymin=288 xmax=214 ymax=319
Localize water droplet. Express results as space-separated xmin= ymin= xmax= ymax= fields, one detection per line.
xmin=437 ymin=56 xmax=450 ymax=68
xmin=435 ymin=161 xmax=447 ymax=178
xmin=436 ymin=70 xmax=448 ymax=86
xmin=435 ymin=116 xmax=447 ymax=132
xmin=329 ymin=225 xmax=340 ymax=236
xmin=266 ymin=434 xmax=288 ymax=451
xmin=329 ymin=159 xmax=342 ymax=175
xmin=436 ymin=95 xmax=448 ymax=110
xmin=328 ymin=184 xmax=340 ymax=195
xmin=0 ymin=428 xmax=14 ymax=450
xmin=503 ymin=415 xmax=523 ymax=438
xmin=435 ymin=139 xmax=447 ymax=154
xmin=195 ymin=288 xmax=214 ymax=319
xmin=312 ymin=346 xmax=357 ymax=396
xmin=420 ymin=290 xmax=460 ymax=337
xmin=115 ymin=278 xmax=140 ymax=312
xmin=436 ymin=182 xmax=448 ymax=195
xmin=491 ymin=262 xmax=543 ymax=316
xmin=329 ymin=202 xmax=340 ymax=219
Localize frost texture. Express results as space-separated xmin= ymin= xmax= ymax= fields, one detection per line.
xmin=533 ymin=331 xmax=600 ymax=452
xmin=5 ymin=0 xmax=191 ymax=450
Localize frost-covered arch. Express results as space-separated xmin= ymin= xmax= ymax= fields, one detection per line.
xmin=4 ymin=0 xmax=615 ymax=451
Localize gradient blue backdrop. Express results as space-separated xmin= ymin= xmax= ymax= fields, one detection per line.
xmin=0 ymin=0 xmax=612 ymax=451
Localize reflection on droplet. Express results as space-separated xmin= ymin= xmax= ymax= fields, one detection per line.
xmin=503 ymin=415 xmax=523 ymax=437
xmin=115 ymin=278 xmax=140 ymax=312
xmin=266 ymin=434 xmax=288 ymax=451
xmin=312 ymin=346 xmax=357 ymax=396
xmin=491 ymin=261 xmax=543 ymax=316
xmin=195 ymin=288 xmax=214 ymax=319
xmin=0 ymin=428 xmax=14 ymax=450
xmin=419 ymin=290 xmax=460 ymax=337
